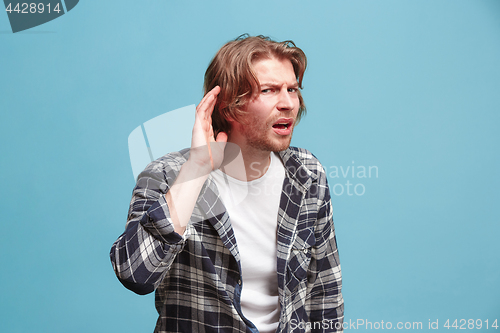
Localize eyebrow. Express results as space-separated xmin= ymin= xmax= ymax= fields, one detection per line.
xmin=260 ymin=82 xmax=299 ymax=88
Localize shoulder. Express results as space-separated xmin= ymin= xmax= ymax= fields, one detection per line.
xmin=280 ymin=146 xmax=327 ymax=178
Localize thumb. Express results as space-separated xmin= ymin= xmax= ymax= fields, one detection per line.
xmin=215 ymin=132 xmax=228 ymax=143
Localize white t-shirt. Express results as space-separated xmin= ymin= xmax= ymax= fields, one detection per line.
xmin=212 ymin=152 xmax=285 ymax=333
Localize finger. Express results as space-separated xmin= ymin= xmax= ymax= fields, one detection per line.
xmin=196 ymin=93 xmax=214 ymax=114
xmin=205 ymin=87 xmax=220 ymax=111
xmin=204 ymin=95 xmax=218 ymax=121
xmin=209 ymin=85 xmax=221 ymax=96
xmin=197 ymin=94 xmax=218 ymax=124
xmin=208 ymin=125 xmax=214 ymax=141
xmin=196 ymin=86 xmax=220 ymax=112
xmin=215 ymin=131 xmax=227 ymax=143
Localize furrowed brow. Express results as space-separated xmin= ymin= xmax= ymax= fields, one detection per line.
xmin=260 ymin=82 xmax=299 ymax=88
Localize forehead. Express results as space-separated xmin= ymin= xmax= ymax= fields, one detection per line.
xmin=251 ymin=57 xmax=297 ymax=84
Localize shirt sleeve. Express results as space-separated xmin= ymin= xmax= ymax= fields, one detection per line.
xmin=308 ymin=168 xmax=344 ymax=332
xmin=109 ymin=157 xmax=190 ymax=295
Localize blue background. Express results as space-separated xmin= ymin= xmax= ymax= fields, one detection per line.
xmin=1 ymin=0 xmax=499 ymax=332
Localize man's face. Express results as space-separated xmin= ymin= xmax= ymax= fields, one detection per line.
xmin=229 ymin=57 xmax=301 ymax=153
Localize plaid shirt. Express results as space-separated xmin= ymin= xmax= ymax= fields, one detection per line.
xmin=110 ymin=147 xmax=344 ymax=332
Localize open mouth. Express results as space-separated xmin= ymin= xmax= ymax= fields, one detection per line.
xmin=271 ymin=119 xmax=294 ymax=135
xmin=272 ymin=122 xmax=291 ymax=129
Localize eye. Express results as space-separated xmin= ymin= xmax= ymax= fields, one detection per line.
xmin=261 ymin=88 xmax=272 ymax=94
xmin=288 ymin=88 xmax=298 ymax=93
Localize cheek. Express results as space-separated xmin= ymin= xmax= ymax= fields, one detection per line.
xmin=293 ymin=98 xmax=301 ymax=113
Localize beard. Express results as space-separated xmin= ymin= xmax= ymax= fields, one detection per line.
xmin=239 ymin=117 xmax=295 ymax=152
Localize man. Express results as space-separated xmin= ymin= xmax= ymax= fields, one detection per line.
xmin=110 ymin=35 xmax=344 ymax=332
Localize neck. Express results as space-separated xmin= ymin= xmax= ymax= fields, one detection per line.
xmin=220 ymin=142 xmax=272 ymax=182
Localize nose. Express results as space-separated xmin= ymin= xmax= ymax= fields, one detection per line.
xmin=276 ymin=87 xmax=294 ymax=111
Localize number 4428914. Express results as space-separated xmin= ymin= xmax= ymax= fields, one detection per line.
xmin=5 ymin=3 xmax=62 ymax=14
xmin=444 ymin=319 xmax=498 ymax=330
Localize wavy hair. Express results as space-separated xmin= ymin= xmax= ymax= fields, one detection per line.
xmin=203 ymin=34 xmax=307 ymax=135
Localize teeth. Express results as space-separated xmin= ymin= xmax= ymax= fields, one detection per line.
xmin=273 ymin=122 xmax=291 ymax=129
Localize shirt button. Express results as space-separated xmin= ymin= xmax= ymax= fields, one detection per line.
xmin=303 ymin=248 xmax=308 ymax=254
xmin=238 ymin=279 xmax=242 ymax=286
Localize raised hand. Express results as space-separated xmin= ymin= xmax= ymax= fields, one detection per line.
xmin=189 ymin=86 xmax=228 ymax=173
xmin=165 ymin=86 xmax=228 ymax=233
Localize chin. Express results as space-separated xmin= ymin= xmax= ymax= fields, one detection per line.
xmin=245 ymin=132 xmax=293 ymax=153
xmin=270 ymin=137 xmax=293 ymax=152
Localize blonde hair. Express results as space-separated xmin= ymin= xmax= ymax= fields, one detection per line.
xmin=204 ymin=34 xmax=307 ymax=135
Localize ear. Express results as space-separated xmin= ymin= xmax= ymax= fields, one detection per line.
xmin=227 ymin=108 xmax=247 ymax=126
xmin=226 ymin=106 xmax=243 ymax=123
